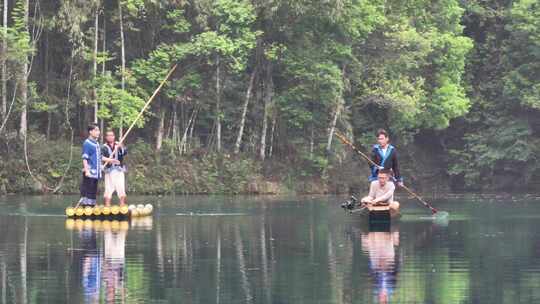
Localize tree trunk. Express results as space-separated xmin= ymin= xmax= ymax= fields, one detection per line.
xmin=234 ymin=68 xmax=257 ymax=154
xmin=100 ymin=16 xmax=106 ymax=141
xmin=260 ymin=64 xmax=273 ymax=160
xmin=19 ymin=0 xmax=29 ymax=140
xmin=102 ymin=15 xmax=106 ymax=75
xmin=188 ymin=107 xmax=197 ymax=150
xmin=1 ymin=0 xmax=7 ymax=120
xmin=269 ymin=116 xmax=276 ymax=158
xmin=46 ymin=112 xmax=52 ymax=140
xmin=326 ymin=97 xmax=342 ymax=153
xmin=45 ymin=31 xmax=51 ymax=140
xmin=180 ymin=106 xmax=197 ymax=155
xmin=118 ymin=0 xmax=126 ymax=136
xmin=215 ymin=56 xmax=222 ymax=153
xmin=309 ymin=124 xmax=314 ymax=159
xmin=92 ymin=7 xmax=99 ymax=123
xmin=172 ymin=102 xmax=178 ymax=143
xmin=156 ymin=104 xmax=165 ymax=151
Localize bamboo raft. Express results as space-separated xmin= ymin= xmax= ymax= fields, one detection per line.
xmin=65 ymin=204 xmax=153 ymax=219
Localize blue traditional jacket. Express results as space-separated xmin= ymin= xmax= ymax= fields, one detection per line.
xmin=368 ymin=144 xmax=403 ymax=183
xmin=82 ymin=138 xmax=102 ymax=179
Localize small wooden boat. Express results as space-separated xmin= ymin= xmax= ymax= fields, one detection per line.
xmin=366 ymin=203 xmax=400 ymax=223
xmin=65 ymin=204 xmax=153 ymax=219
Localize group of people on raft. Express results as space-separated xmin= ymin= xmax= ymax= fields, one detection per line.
xmin=79 ymin=123 xmax=128 ymax=207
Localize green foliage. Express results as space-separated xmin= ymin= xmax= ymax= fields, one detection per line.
xmin=503 ymin=0 xmax=540 ymax=110
xmin=96 ymin=73 xmax=146 ymax=130
xmin=191 ymin=0 xmax=260 ymax=72
xmin=349 ymin=1 xmax=473 ymax=136
xmin=443 ymin=0 xmax=540 ymax=190
xmin=4 ymin=0 xmax=540 ymax=193
xmin=448 ymin=119 xmax=535 ymax=187
xmin=165 ymin=9 xmax=191 ymax=34
xmin=1 ymin=0 xmax=33 ymax=67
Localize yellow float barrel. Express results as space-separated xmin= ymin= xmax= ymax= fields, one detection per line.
xmin=110 ymin=205 xmax=120 ymax=215
xmin=93 ymin=206 xmax=102 ymax=216
xmin=75 ymin=207 xmax=84 ymax=217
xmin=65 ymin=207 xmax=75 ymax=217
xmin=102 ymin=206 xmax=111 ymax=216
xmin=83 ymin=206 xmax=93 ymax=217
xmin=119 ymin=205 xmax=129 ymax=215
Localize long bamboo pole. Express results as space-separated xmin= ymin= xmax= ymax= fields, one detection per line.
xmin=119 ymin=64 xmax=178 ymax=144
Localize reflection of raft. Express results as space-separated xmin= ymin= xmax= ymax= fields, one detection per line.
xmin=65 ymin=204 xmax=153 ymax=219
xmin=65 ymin=218 xmax=130 ymax=231
xmin=65 ymin=216 xmax=153 ymax=231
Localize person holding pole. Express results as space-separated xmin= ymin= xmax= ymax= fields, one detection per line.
xmin=368 ymin=129 xmax=404 ymax=187
xmin=102 ymin=130 xmax=128 ymax=206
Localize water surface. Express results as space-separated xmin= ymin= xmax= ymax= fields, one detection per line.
xmin=0 ymin=195 xmax=539 ymax=303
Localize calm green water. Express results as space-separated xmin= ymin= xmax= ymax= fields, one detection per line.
xmin=0 ymin=195 xmax=540 ymax=304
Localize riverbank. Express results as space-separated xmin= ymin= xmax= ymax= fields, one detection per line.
xmin=1 ymin=137 xmax=380 ymax=195
xmin=0 ymin=136 xmax=476 ymax=196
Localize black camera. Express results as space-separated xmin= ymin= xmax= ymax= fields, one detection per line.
xmin=340 ymin=195 xmax=358 ymax=210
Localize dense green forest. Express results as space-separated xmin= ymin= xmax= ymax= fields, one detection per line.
xmin=0 ymin=0 xmax=538 ymax=194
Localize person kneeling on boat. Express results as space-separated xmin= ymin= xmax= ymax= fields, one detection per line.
xmin=102 ymin=129 xmax=128 ymax=207
xmin=361 ymin=169 xmax=400 ymax=211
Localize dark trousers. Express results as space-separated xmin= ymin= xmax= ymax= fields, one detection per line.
xmin=80 ymin=173 xmax=98 ymax=205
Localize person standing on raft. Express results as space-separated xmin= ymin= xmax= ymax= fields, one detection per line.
xmin=369 ymin=129 xmax=404 ymax=187
xmin=101 ymin=129 xmax=128 ymax=206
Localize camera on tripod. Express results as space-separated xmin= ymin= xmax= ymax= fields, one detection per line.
xmin=340 ymin=195 xmax=358 ymax=210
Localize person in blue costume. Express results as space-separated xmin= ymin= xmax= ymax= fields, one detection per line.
xmin=368 ymin=129 xmax=404 ymax=187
